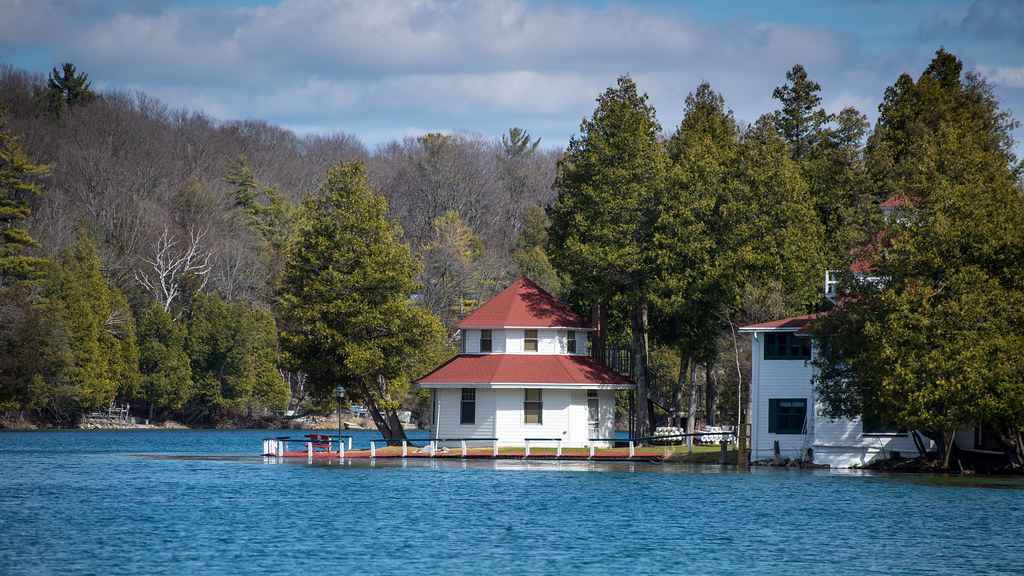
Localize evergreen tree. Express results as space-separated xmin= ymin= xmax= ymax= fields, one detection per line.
xmin=812 ymin=48 xmax=1024 ymax=468
xmin=42 ymin=62 xmax=98 ymax=125
xmin=278 ymin=161 xmax=447 ymax=440
xmin=548 ymin=75 xmax=667 ymax=438
xmin=771 ymin=64 xmax=831 ymax=161
xmin=656 ymin=82 xmax=738 ymax=429
xmin=38 ymin=234 xmax=139 ymax=417
xmin=137 ymin=305 xmax=193 ymax=420
xmin=0 ymin=103 xmax=51 ymax=286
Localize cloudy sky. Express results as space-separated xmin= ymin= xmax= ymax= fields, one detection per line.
xmin=2 ymin=0 xmax=1023 ymax=152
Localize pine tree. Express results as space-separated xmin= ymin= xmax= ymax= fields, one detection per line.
xmin=278 ymin=161 xmax=447 ymax=440
xmin=812 ymin=48 xmax=1024 ymax=468
xmin=548 ymin=75 xmax=667 ymax=438
xmin=0 ymin=104 xmax=50 ymax=286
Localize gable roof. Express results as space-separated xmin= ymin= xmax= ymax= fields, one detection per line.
xmin=415 ymin=354 xmax=633 ymax=389
xmin=739 ymin=314 xmax=819 ymax=334
xmin=454 ymin=276 xmax=592 ymax=329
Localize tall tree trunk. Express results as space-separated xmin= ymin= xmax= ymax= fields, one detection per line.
xmin=672 ymin=354 xmax=686 ymax=428
xmin=686 ymin=357 xmax=698 ymax=435
xmin=631 ymin=304 xmax=651 ymax=440
xmin=705 ymin=363 xmax=716 ymax=426
xmin=357 ymin=375 xmax=409 ymax=443
xmin=685 ymin=356 xmax=699 ymax=451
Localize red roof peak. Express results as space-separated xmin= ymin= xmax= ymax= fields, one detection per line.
xmin=454 ymin=276 xmax=592 ymax=329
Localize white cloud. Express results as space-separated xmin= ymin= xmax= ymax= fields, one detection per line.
xmin=1 ymin=0 xmax=1021 ymax=152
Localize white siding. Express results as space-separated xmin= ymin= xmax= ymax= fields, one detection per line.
xmin=491 ymin=388 xmax=579 ymax=446
xmin=750 ymin=332 xmax=814 ymax=462
xmin=464 ymin=329 xmax=507 ymax=354
xmin=812 ymin=415 xmax=924 ymax=468
xmin=749 ymin=329 xmax=931 ymax=467
xmin=431 ymin=387 xmax=497 ymax=446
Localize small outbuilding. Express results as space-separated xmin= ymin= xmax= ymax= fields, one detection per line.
xmin=415 ymin=276 xmax=633 ymax=448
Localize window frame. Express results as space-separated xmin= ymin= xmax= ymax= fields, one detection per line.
xmin=479 ymin=329 xmax=492 ymax=353
xmin=764 ymin=333 xmax=811 ymax=360
xmin=460 ymin=388 xmax=476 ymax=425
xmin=567 ymin=330 xmax=577 ymax=354
xmin=524 ymin=389 xmax=542 ymax=424
xmin=768 ymin=398 xmax=807 ymax=434
xmin=523 ymin=329 xmax=538 ymax=352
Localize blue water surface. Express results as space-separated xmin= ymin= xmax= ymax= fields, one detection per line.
xmin=2 ymin=429 xmax=1023 ymax=576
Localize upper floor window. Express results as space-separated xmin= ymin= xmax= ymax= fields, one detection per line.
xmin=524 ymin=329 xmax=538 ymax=352
xmin=764 ymin=333 xmax=810 ymax=360
xmin=567 ymin=331 xmax=577 ymax=354
xmin=480 ymin=329 xmax=492 ymax=353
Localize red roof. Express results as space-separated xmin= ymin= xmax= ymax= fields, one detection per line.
xmin=454 ymin=276 xmax=592 ymax=329
xmin=415 ymin=354 xmax=633 ymax=388
xmin=739 ymin=314 xmax=819 ymax=332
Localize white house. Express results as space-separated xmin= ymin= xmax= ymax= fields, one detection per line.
xmin=739 ymin=315 xmax=923 ymax=468
xmin=415 ymin=276 xmax=633 ymax=448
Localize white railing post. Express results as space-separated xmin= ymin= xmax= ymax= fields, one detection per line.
xmin=525 ymin=440 xmax=531 ymax=457
xmin=307 ymin=442 xmax=313 ymax=458
xmin=556 ymin=439 xmax=562 ymax=457
xmin=348 ymin=437 xmax=353 ymax=451
xmin=589 ymin=440 xmax=595 ymax=458
xmin=370 ymin=440 xmax=376 ymax=458
xmin=339 ymin=440 xmax=345 ymax=460
xmin=402 ymin=439 xmax=408 ymax=457
xmin=629 ymin=440 xmax=635 ymax=458
xmin=430 ymin=440 xmax=436 ymax=457
xmin=492 ymin=439 xmax=498 ymax=457
xmin=461 ymin=440 xmax=467 ymax=458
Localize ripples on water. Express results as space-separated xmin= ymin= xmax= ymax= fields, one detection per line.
xmin=2 ymin=430 xmax=1023 ymax=575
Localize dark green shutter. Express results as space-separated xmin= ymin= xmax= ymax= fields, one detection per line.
xmin=768 ymin=399 xmax=779 ymax=433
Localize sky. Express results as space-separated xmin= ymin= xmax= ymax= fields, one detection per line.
xmin=2 ymin=0 xmax=1023 ymax=153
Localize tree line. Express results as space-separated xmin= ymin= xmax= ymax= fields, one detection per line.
xmin=0 ymin=62 xmax=554 ymax=426
xmin=2 ymin=48 xmax=1022 ymax=470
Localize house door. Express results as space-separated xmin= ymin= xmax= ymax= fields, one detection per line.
xmin=587 ymin=391 xmax=600 ymax=439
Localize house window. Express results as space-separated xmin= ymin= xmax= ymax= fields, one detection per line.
xmin=524 ymin=329 xmax=538 ymax=352
xmin=862 ymin=415 xmax=905 ymax=436
xmin=567 ymin=331 xmax=577 ymax=354
xmin=480 ymin=329 xmax=492 ymax=353
xmin=460 ymin=388 xmax=476 ymax=425
xmin=524 ymin=389 xmax=542 ymax=424
xmin=764 ymin=333 xmax=811 ymax=360
xmin=768 ymin=398 xmax=806 ymax=434
xmin=587 ymin=390 xmax=598 ymax=425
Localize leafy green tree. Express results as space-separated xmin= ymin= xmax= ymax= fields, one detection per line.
xmin=656 ymin=82 xmax=738 ymax=430
xmin=771 ymin=64 xmax=831 ymax=161
xmin=418 ymin=209 xmax=486 ymax=325
xmin=548 ymin=75 xmax=668 ymax=438
xmin=137 ymin=305 xmax=193 ymax=420
xmin=723 ymin=116 xmax=826 ymax=311
xmin=0 ymin=284 xmax=42 ymax=412
xmin=37 ymin=234 xmax=139 ymax=418
xmin=184 ymin=292 xmax=286 ymax=414
xmin=801 ymin=106 xmax=877 ymax=262
xmin=42 ymin=62 xmax=98 ymax=125
xmin=278 ymin=161 xmax=447 ymax=440
xmin=225 ymin=155 xmax=298 ymax=251
xmin=0 ymin=103 xmax=51 ymax=286
xmin=812 ymin=48 xmax=1024 ymax=468
xmin=512 ymin=204 xmax=561 ymax=296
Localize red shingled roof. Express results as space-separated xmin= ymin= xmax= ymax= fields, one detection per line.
xmin=416 ymin=354 xmax=633 ymax=388
xmin=740 ymin=314 xmax=819 ymax=332
xmin=454 ymin=276 xmax=592 ymax=329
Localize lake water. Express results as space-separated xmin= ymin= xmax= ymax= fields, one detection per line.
xmin=2 ymin=430 xmax=1023 ymax=576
